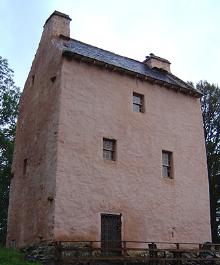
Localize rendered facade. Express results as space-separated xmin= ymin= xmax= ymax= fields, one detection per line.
xmin=7 ymin=11 xmax=211 ymax=248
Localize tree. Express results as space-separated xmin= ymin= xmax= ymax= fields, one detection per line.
xmin=198 ymin=81 xmax=220 ymax=242
xmin=0 ymin=56 xmax=20 ymax=245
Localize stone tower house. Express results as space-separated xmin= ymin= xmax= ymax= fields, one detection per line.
xmin=7 ymin=11 xmax=211 ymax=248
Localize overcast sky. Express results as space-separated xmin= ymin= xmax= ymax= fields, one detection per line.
xmin=1 ymin=0 xmax=220 ymax=89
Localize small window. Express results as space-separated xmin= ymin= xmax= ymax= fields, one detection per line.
xmin=162 ymin=151 xmax=173 ymax=178
xmin=10 ymin=240 xmax=16 ymax=248
xmin=50 ymin=76 xmax=56 ymax=83
xmin=103 ymin=138 xmax=116 ymax=161
xmin=31 ymin=75 xmax=35 ymax=85
xmin=23 ymin=158 xmax=28 ymax=175
xmin=133 ymin=92 xmax=144 ymax=112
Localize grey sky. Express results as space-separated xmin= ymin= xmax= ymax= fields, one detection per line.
xmin=1 ymin=0 xmax=220 ymax=89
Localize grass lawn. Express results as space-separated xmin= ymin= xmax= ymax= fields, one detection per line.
xmin=0 ymin=247 xmax=42 ymax=265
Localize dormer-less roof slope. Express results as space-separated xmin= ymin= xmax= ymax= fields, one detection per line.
xmin=60 ymin=35 xmax=201 ymax=97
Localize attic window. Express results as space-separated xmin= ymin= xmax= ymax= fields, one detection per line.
xmin=133 ymin=92 xmax=144 ymax=112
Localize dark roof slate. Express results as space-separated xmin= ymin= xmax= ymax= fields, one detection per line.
xmin=60 ymin=36 xmax=201 ymax=97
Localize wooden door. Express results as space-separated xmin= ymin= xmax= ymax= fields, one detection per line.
xmin=101 ymin=214 xmax=122 ymax=256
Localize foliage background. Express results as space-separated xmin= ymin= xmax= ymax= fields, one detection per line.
xmin=0 ymin=56 xmax=20 ymax=245
xmin=198 ymin=81 xmax=220 ymax=242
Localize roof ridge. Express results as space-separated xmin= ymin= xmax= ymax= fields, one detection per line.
xmin=59 ymin=34 xmax=146 ymax=66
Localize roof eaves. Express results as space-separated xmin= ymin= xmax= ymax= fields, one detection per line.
xmin=167 ymin=72 xmax=202 ymax=97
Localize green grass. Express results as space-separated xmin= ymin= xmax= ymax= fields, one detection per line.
xmin=0 ymin=247 xmax=42 ymax=265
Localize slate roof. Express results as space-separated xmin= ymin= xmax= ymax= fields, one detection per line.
xmin=60 ymin=36 xmax=201 ymax=97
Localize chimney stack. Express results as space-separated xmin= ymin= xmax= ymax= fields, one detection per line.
xmin=144 ymin=53 xmax=171 ymax=73
xmin=43 ymin=11 xmax=71 ymax=38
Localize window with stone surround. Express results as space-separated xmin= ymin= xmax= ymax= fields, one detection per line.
xmin=133 ymin=92 xmax=144 ymax=112
xmin=103 ymin=138 xmax=116 ymax=161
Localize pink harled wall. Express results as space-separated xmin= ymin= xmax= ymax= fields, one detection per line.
xmin=54 ymin=58 xmax=211 ymax=243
